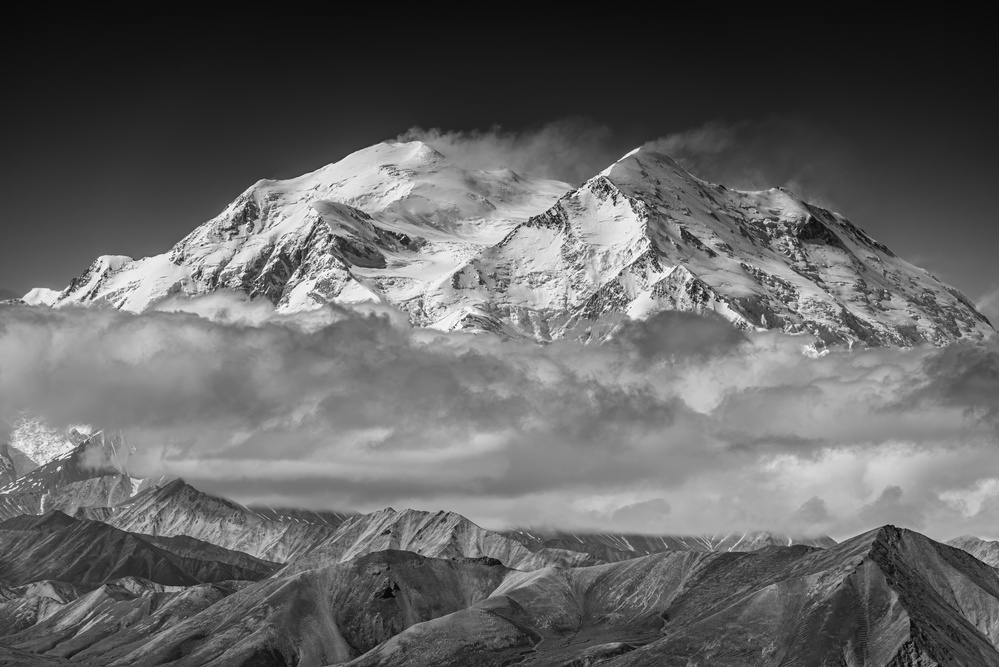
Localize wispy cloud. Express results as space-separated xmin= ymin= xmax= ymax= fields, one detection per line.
xmin=977 ymin=286 xmax=999 ymax=328
xmin=2 ymin=296 xmax=997 ymax=541
xmin=396 ymin=118 xmax=623 ymax=185
xmin=644 ymin=116 xmax=855 ymax=210
xmin=399 ymin=116 xmax=857 ymax=215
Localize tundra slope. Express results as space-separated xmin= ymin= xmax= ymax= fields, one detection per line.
xmin=1 ymin=472 xmax=998 ymax=665
xmin=36 ymin=141 xmax=993 ymax=346
xmin=949 ymin=536 xmax=999 ymax=569
xmin=346 ymin=527 xmax=999 ymax=667
xmin=0 ymin=456 xmax=836 ymax=570
xmin=0 ymin=511 xmax=275 ymax=588
xmin=4 ymin=520 xmax=998 ymax=666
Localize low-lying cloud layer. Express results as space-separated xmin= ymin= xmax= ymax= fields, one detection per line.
xmin=1 ymin=296 xmax=997 ymax=541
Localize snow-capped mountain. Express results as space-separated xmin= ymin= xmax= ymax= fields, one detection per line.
xmin=436 ymin=149 xmax=994 ymax=344
xmin=34 ymin=141 xmax=993 ymax=346
xmin=0 ymin=431 xmax=149 ymax=521
xmin=20 ymin=287 xmax=60 ymax=306
xmin=48 ymin=141 xmax=568 ymax=315
xmin=5 ymin=417 xmax=84 ymax=470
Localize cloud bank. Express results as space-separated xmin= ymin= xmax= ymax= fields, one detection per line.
xmin=1 ymin=296 xmax=997 ymax=541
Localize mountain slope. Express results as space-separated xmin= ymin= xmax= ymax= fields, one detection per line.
xmin=422 ymin=149 xmax=993 ymax=343
xmin=346 ymin=526 xmax=999 ymax=667
xmin=0 ymin=511 xmax=273 ymax=588
xmin=0 ymin=581 xmax=236 ymax=661
xmin=2 ymin=483 xmax=998 ymax=667
xmin=40 ymin=141 xmax=993 ymax=347
xmin=0 ymin=445 xmax=16 ymax=487
xmin=0 ymin=430 xmax=123 ymax=496
xmin=48 ymin=141 xmax=569 ymax=315
xmin=103 ymin=479 xmax=349 ymax=563
xmin=502 ymin=528 xmax=836 ymax=563
xmin=5 ymin=550 xmax=512 ymax=666
xmin=949 ymin=535 xmax=999 ymax=568
xmin=76 ymin=478 xmax=837 ymax=573
xmin=285 ymin=508 xmax=601 ymax=574
xmin=0 ymin=431 xmax=149 ymax=522
xmin=0 ymin=512 xmax=198 ymax=588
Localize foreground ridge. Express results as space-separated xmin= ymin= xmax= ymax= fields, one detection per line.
xmin=2 ymin=487 xmax=997 ymax=666
xmin=2 ymin=470 xmax=999 ymax=665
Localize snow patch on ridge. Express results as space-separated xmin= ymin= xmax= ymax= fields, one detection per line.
xmin=22 ymin=287 xmax=61 ymax=306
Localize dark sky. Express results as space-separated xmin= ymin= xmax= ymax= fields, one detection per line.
xmin=3 ymin=18 xmax=996 ymax=307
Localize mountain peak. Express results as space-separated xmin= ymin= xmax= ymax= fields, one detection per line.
xmin=597 ymin=146 xmax=644 ymax=175
xmin=21 ymin=287 xmax=61 ymax=306
xmin=36 ymin=139 xmax=993 ymax=346
xmin=150 ymin=477 xmax=189 ymax=496
xmin=392 ymin=139 xmax=447 ymax=164
xmin=331 ymin=140 xmax=447 ymax=173
xmin=598 ymin=145 xmax=688 ymax=179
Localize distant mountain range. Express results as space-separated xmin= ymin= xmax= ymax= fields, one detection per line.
xmin=8 ymin=141 xmax=993 ymax=347
xmin=1 ymin=431 xmax=998 ymax=665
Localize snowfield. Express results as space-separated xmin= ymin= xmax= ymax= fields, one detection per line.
xmin=28 ymin=140 xmax=994 ymax=347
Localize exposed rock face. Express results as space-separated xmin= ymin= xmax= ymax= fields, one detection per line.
xmin=37 ymin=142 xmax=992 ymax=347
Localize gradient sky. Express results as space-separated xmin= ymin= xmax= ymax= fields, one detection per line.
xmin=2 ymin=20 xmax=996 ymax=310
